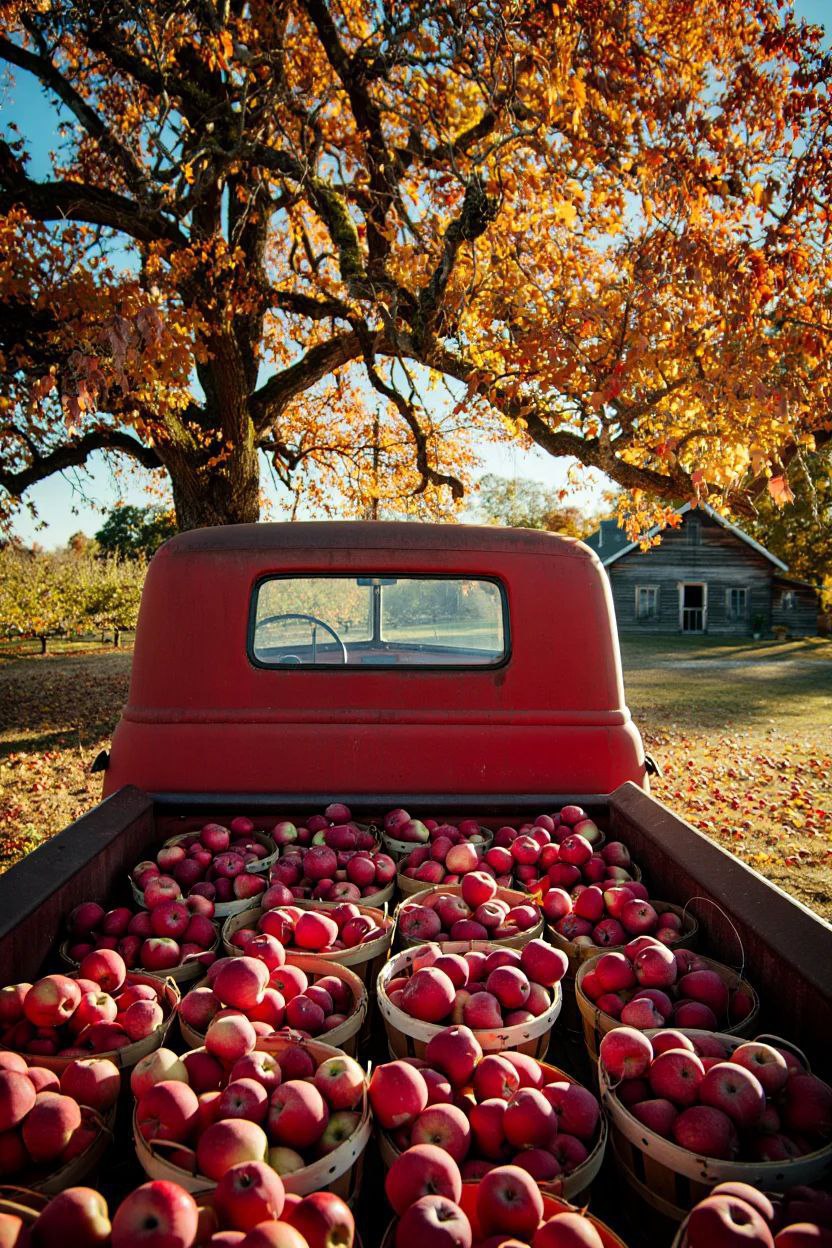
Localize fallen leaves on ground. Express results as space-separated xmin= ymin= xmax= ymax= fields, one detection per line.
xmin=645 ymin=727 xmax=832 ymax=918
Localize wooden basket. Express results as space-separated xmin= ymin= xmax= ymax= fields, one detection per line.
xmin=0 ymin=1105 xmax=117 ymax=1196
xmin=5 ymin=972 xmax=180 ymax=1073
xmin=378 ymin=1056 xmax=607 ymax=1203
xmin=302 ymin=879 xmax=395 ymax=911
xmin=128 ymin=833 xmax=274 ymax=923
xmin=549 ymin=901 xmax=697 ymax=981
xmin=394 ymin=883 xmax=543 ymax=950
xmin=178 ymin=956 xmax=367 ymax=1056
xmin=162 ymin=829 xmax=279 ymax=874
xmin=598 ymin=1029 xmax=832 ymax=1221
xmin=60 ymin=935 xmax=218 ymax=988
xmin=133 ymin=1035 xmax=371 ymax=1202
xmin=382 ymin=827 xmax=493 ymax=864
xmin=222 ymin=901 xmax=393 ymax=986
xmin=377 ymin=941 xmax=561 ymax=1060
xmin=380 ymin=1180 xmax=629 ymax=1248
xmin=575 ymin=951 xmax=759 ymax=1065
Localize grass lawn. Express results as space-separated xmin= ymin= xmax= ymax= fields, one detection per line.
xmin=0 ymin=634 xmax=830 ymax=918
xmin=621 ymin=635 xmax=832 ymax=919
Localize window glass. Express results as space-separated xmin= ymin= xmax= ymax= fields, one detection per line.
xmin=781 ymin=591 xmax=796 ymax=611
xmin=727 ymin=588 xmax=748 ymax=619
xmin=686 ymin=517 xmax=701 ymax=546
xmin=250 ymin=576 xmax=507 ymax=667
xmin=636 ymin=586 xmax=659 ymax=620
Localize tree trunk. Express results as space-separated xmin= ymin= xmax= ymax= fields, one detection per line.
xmin=166 ymin=438 xmax=261 ymax=531
xmin=113 ymin=628 xmax=121 ymax=649
xmin=39 ymin=634 xmax=47 ymax=655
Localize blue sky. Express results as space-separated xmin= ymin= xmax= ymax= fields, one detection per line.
xmin=2 ymin=1 xmax=828 ymax=546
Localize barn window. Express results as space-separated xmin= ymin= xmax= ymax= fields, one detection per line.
xmin=726 ymin=587 xmax=748 ymax=620
xmin=781 ymin=590 xmax=797 ymax=611
xmin=636 ymin=585 xmax=659 ymax=621
xmin=686 ymin=516 xmax=701 ymax=546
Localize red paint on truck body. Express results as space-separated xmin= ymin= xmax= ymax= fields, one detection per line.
xmin=105 ymin=522 xmax=646 ymax=798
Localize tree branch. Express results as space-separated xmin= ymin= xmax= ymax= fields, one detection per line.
xmin=352 ymin=320 xmax=464 ymax=500
xmin=0 ymin=30 xmax=150 ymax=197
xmin=1 ymin=429 xmax=162 ymax=499
xmin=416 ymin=175 xmax=498 ymax=341
xmin=0 ymin=141 xmax=187 ymax=246
xmin=249 ymin=330 xmax=366 ymax=433
xmin=300 ymin=0 xmax=398 ymax=273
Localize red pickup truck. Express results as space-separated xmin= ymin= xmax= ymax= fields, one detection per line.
xmin=0 ymin=522 xmax=829 ymax=1237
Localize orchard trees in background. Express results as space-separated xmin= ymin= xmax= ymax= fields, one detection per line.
xmin=476 ymin=474 xmax=613 ymax=537
xmin=0 ymin=545 xmax=145 ymax=651
xmin=77 ymin=556 xmax=145 ymax=648
xmin=1 ymin=2 xmax=831 ymax=536
xmin=0 ymin=546 xmax=86 ymax=652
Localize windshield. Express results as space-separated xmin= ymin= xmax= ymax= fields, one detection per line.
xmin=250 ymin=575 xmax=508 ymax=668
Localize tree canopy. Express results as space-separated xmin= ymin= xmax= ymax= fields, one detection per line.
xmin=95 ymin=504 xmax=176 ymax=559
xmin=1 ymin=1 xmax=831 ymax=532
xmin=476 ymin=473 xmax=609 ymax=537
xmin=748 ymin=449 xmax=832 ymax=607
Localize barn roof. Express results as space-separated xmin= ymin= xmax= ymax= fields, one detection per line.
xmin=587 ymin=503 xmax=789 ymax=572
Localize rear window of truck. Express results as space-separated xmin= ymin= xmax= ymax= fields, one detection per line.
xmin=249 ymin=575 xmax=508 ymax=668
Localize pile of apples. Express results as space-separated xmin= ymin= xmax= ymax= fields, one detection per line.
xmin=580 ymin=938 xmax=754 ymax=1030
xmin=229 ymin=902 xmax=389 ymax=956
xmin=600 ymin=1027 xmax=832 ymax=1162
xmin=369 ymin=1022 xmax=601 ymax=1182
xmin=267 ymin=846 xmax=395 ymax=905
xmin=683 ymin=1181 xmax=832 ymax=1248
xmin=384 ymin=938 xmax=566 ymax=1030
xmin=133 ymin=819 xmax=272 ymax=908
xmin=65 ymin=897 xmax=218 ymax=973
xmin=384 ymin=807 xmax=489 ymax=847
xmin=0 ymin=1051 xmax=118 ymax=1177
xmin=179 ymin=953 xmax=358 ymax=1040
xmin=133 ymin=1019 xmax=367 ymax=1185
xmin=266 ymin=802 xmax=395 ymax=904
xmin=272 ymin=802 xmax=378 ymax=851
xmin=0 ymin=950 xmax=169 ymax=1058
xmin=383 ymin=1152 xmax=609 ymax=1248
xmin=545 ymin=871 xmax=684 ymax=951
xmin=397 ymin=873 xmax=539 ymax=945
xmin=14 ymin=1176 xmax=357 ymax=1248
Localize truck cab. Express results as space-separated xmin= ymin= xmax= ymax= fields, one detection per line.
xmin=105 ymin=522 xmax=647 ymax=804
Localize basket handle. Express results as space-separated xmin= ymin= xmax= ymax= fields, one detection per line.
xmin=752 ymin=1033 xmax=811 ymax=1073
xmin=147 ymin=1139 xmax=199 ymax=1173
xmin=0 ymin=1185 xmax=51 ymax=1210
xmin=680 ymin=896 xmax=746 ymax=981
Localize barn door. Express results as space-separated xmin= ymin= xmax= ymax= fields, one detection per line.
xmin=679 ymin=582 xmax=707 ymax=632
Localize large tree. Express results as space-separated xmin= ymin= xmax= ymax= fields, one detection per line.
xmin=1 ymin=1 xmax=831 ymax=531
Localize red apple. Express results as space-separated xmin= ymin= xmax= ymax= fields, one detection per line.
xmin=477 ymin=1164 xmax=544 ymax=1239
xmin=214 ymin=1160 xmax=285 ymax=1231
xmin=268 ymin=1081 xmax=329 ymax=1149
xmin=699 ymin=1063 xmax=766 ymax=1128
xmin=197 ymin=1120 xmax=269 ymax=1181
xmin=31 ymin=1185 xmax=112 ymax=1248
xmin=111 ymin=1181 xmax=199 ymax=1248
xmin=384 ymin=1142 xmax=462 ymax=1214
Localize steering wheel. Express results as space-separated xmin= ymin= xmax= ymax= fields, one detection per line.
xmin=254 ymin=612 xmax=348 ymax=664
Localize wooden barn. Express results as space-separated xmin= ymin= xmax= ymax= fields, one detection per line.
xmin=583 ymin=504 xmax=818 ymax=638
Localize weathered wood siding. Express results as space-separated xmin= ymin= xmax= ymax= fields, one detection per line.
xmin=606 ymin=511 xmax=774 ymax=635
xmin=771 ymin=580 xmax=819 ymax=638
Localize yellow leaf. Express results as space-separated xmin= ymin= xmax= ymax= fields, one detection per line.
xmin=768 ymin=475 xmax=795 ymax=507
